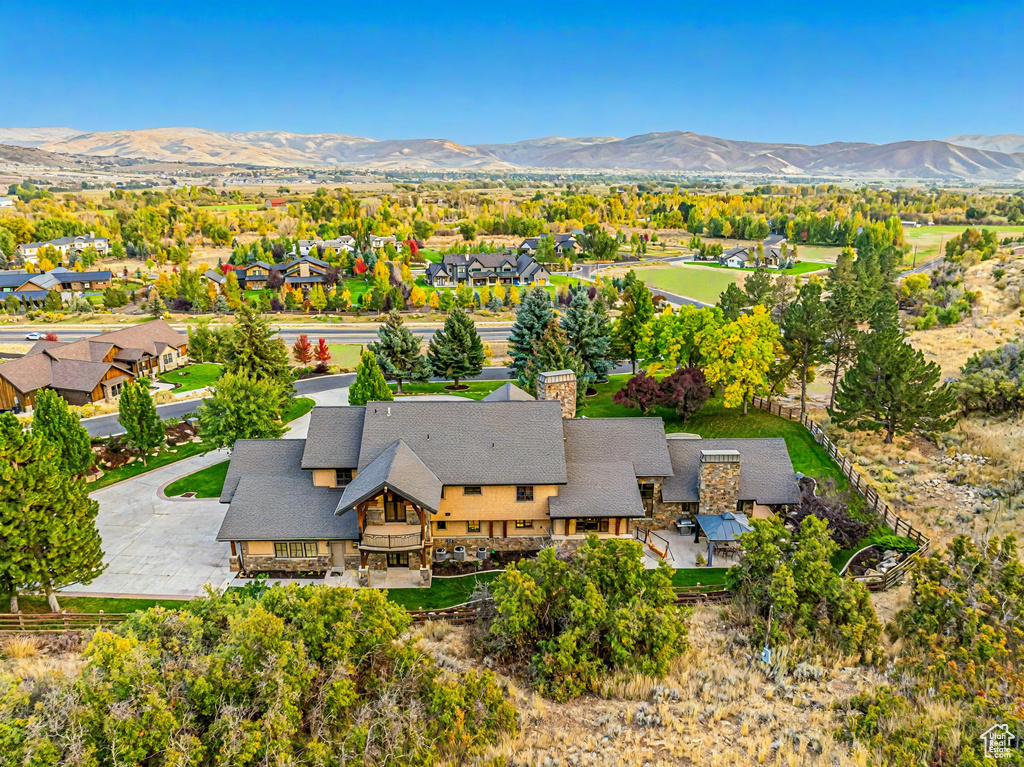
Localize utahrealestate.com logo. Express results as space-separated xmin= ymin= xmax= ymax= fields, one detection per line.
xmin=981 ymin=724 xmax=1017 ymax=759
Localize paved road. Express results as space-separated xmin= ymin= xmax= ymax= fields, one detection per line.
xmin=901 ymin=256 xmax=945 ymax=277
xmin=81 ymin=366 xmax=522 ymax=438
xmin=0 ymin=325 xmax=516 ymax=347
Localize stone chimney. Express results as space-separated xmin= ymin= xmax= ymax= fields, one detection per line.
xmin=536 ymin=369 xmax=576 ymax=418
xmin=698 ymin=449 xmax=740 ymax=514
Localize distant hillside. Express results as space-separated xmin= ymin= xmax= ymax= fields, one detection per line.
xmin=4 ymin=126 xmax=1024 ymax=179
xmin=945 ymin=134 xmax=1024 ymax=155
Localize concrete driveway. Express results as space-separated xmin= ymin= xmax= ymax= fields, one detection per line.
xmin=62 ymin=449 xmax=234 ymax=600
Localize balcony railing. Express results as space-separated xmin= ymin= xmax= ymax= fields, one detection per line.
xmin=360 ymin=531 xmax=423 ymax=550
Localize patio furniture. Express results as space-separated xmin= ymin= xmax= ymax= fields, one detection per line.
xmin=694 ymin=512 xmax=752 ymax=566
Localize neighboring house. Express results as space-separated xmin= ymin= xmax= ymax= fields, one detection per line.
xmin=762 ymin=234 xmax=787 ymax=247
xmin=519 ymin=233 xmax=577 ymax=257
xmin=368 ymin=235 xmax=401 ymax=252
xmin=298 ymin=236 xmax=355 ymax=257
xmin=0 ymin=267 xmax=112 ymax=293
xmin=0 ymin=197 xmax=14 ymax=208
xmin=900 ymin=219 xmax=922 ymax=228
xmin=721 ymin=245 xmax=783 ymax=268
xmin=264 ymin=198 xmax=288 ymax=209
xmin=207 ymin=255 xmax=329 ymax=294
xmin=424 ymin=253 xmax=551 ymax=287
xmin=16 ymin=234 xmax=110 ymax=260
xmin=217 ymin=371 xmax=800 ymax=577
xmin=0 ymin=319 xmax=188 ymax=411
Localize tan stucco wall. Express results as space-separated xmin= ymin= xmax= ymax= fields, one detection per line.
xmin=311 ymin=468 xmax=358 ymax=488
xmin=438 ymin=484 xmax=558 ymax=521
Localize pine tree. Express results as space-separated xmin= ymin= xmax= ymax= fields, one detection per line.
xmin=0 ymin=413 xmax=104 ymax=612
xmin=225 ymin=303 xmax=293 ymax=389
xmin=368 ymin=310 xmax=430 ymax=394
xmin=213 ymin=294 xmax=230 ymax=314
xmin=523 ymin=319 xmax=585 ymax=397
xmin=149 ymin=288 xmax=167 ymax=318
xmin=561 ymin=290 xmax=611 ymax=387
xmin=822 ymin=279 xmax=860 ymax=408
xmin=349 ymin=349 xmax=394 ymax=405
xmin=613 ymin=276 xmax=654 ymax=374
xmin=198 ymin=372 xmax=286 ymax=448
xmin=507 ymin=287 xmax=553 ymax=379
xmin=117 ymin=381 xmax=164 ymax=465
xmin=428 ymin=308 xmax=485 ymax=388
xmin=830 ymin=317 xmax=956 ymax=444
xmin=31 ymin=389 xmax=93 ymax=477
xmin=743 ymin=267 xmax=773 ymax=307
xmin=717 ymin=282 xmax=748 ymax=322
xmin=780 ymin=281 xmax=827 ymax=419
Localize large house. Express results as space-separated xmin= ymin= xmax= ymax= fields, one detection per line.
xmin=216 ymin=371 xmax=800 ymax=579
xmin=297 ymin=237 xmax=355 ymax=257
xmin=721 ymin=245 xmax=784 ymax=269
xmin=16 ymin=234 xmax=110 ymax=261
xmin=424 ymin=253 xmax=551 ymax=288
xmin=0 ymin=267 xmax=112 ymax=293
xmin=0 ymin=319 xmax=187 ymax=411
xmin=519 ymin=233 xmax=577 ymax=257
xmin=204 ymin=255 xmax=328 ymax=294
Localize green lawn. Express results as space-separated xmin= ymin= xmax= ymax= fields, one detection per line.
xmin=17 ymin=595 xmax=186 ymax=614
xmin=902 ymin=224 xmax=1024 ymax=262
xmin=326 ymin=343 xmax=362 ymax=370
xmin=685 ymin=261 xmax=830 ymax=276
xmin=672 ymin=568 xmax=729 ymax=587
xmin=91 ymin=438 xmax=213 ymax=490
xmin=417 ymin=248 xmax=444 ymax=263
xmin=630 ymin=264 xmax=742 ymax=304
xmin=282 ymin=397 xmax=315 ymax=423
xmin=158 ymin=363 xmax=224 ymax=392
xmin=391 ymin=379 xmax=508 ymax=399
xmin=164 ymin=460 xmax=229 ymax=498
xmin=579 ymin=375 xmax=847 ymax=489
xmin=385 ymin=571 xmax=502 ymax=610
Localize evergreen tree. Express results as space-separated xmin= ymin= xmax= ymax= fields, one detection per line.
xmin=822 ymin=279 xmax=860 ymax=408
xmin=368 ymin=310 xmax=430 ymax=393
xmin=0 ymin=413 xmax=104 ymax=612
xmin=830 ymin=304 xmax=957 ymax=443
xmin=507 ymin=287 xmax=552 ymax=379
xmin=117 ymin=381 xmax=164 ymax=465
xmin=780 ymin=281 xmax=827 ymax=419
xmin=743 ymin=267 xmax=773 ymax=307
xmin=613 ymin=275 xmax=654 ymax=374
xmin=31 ymin=389 xmax=93 ymax=478
xmin=212 ymin=293 xmax=230 ymax=314
xmin=717 ymin=282 xmax=747 ymax=321
xmin=149 ymin=288 xmax=167 ymax=318
xmin=427 ymin=308 xmax=485 ymax=388
xmin=349 ymin=349 xmax=394 ymax=405
xmin=198 ymin=372 xmax=286 ymax=448
xmin=560 ymin=290 xmax=611 ymax=387
xmin=523 ymin=319 xmax=585 ymax=397
xmin=42 ymin=289 xmax=63 ymax=312
xmin=225 ymin=303 xmax=293 ymax=389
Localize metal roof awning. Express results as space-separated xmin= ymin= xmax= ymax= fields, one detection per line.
xmin=695 ymin=512 xmax=752 ymax=542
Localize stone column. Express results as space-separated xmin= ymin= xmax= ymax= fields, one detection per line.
xmin=698 ymin=449 xmax=741 ymax=515
xmin=536 ymin=370 xmax=577 ymax=418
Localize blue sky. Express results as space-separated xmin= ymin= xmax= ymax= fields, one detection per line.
xmin=2 ymin=1 xmax=1020 ymax=145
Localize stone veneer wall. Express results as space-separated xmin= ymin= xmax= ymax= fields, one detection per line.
xmin=536 ymin=370 xmax=577 ymax=418
xmin=437 ymin=535 xmax=549 ymax=554
xmin=698 ymin=457 xmax=741 ymax=514
xmin=242 ymin=554 xmax=332 ymax=574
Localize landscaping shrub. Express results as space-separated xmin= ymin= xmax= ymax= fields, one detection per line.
xmin=483 ymin=536 xmax=686 ymax=702
xmin=0 ymin=585 xmax=517 ymax=765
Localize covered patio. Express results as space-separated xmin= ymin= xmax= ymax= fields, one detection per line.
xmin=693 ymin=512 xmax=751 ymax=566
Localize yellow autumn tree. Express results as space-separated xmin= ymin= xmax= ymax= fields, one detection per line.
xmin=428 ymin=290 xmax=440 ymax=310
xmin=702 ymin=305 xmax=779 ymax=414
xmin=409 ymin=284 xmax=427 ymax=308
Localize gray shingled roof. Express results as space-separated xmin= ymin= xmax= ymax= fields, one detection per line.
xmin=300 ymin=406 xmax=365 ymax=468
xmin=217 ymin=478 xmax=356 ymax=540
xmin=549 ymin=460 xmax=646 ymax=519
xmin=561 ymin=418 xmax=673 ymax=477
xmin=357 ymin=400 xmax=567 ymax=485
xmin=217 ymin=438 xmax=357 ymax=541
xmin=481 ymin=382 xmax=535 ymax=402
xmin=221 ymin=439 xmax=308 ymax=502
xmin=337 ymin=439 xmax=443 ymax=513
xmin=661 ymin=438 xmax=801 ymax=505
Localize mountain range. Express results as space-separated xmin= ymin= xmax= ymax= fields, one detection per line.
xmin=2 ymin=127 xmax=1024 ymax=180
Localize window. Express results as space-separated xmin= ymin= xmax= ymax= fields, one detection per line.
xmin=163 ymin=353 xmax=173 ymax=365
xmin=384 ymin=499 xmax=404 ymax=523
xmin=515 ymin=520 xmax=534 ymax=529
xmin=639 ymin=482 xmax=656 ymax=517
xmin=578 ymin=518 xmax=609 ymax=533
xmin=386 ymin=552 xmax=409 ymax=567
xmin=274 ymin=541 xmax=318 ymax=558
xmin=335 ymin=468 xmax=353 ymax=488
xmin=436 ymin=520 xmax=447 ymax=531
xmin=467 ymin=520 xmax=481 ymax=533
xmin=463 ymin=486 xmax=482 ymax=496
xmin=109 ymin=382 xmax=122 ymax=398
xmin=516 ymin=485 xmax=534 ymax=502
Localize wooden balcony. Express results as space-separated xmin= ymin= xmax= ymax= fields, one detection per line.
xmin=359 ymin=524 xmax=424 ymax=551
